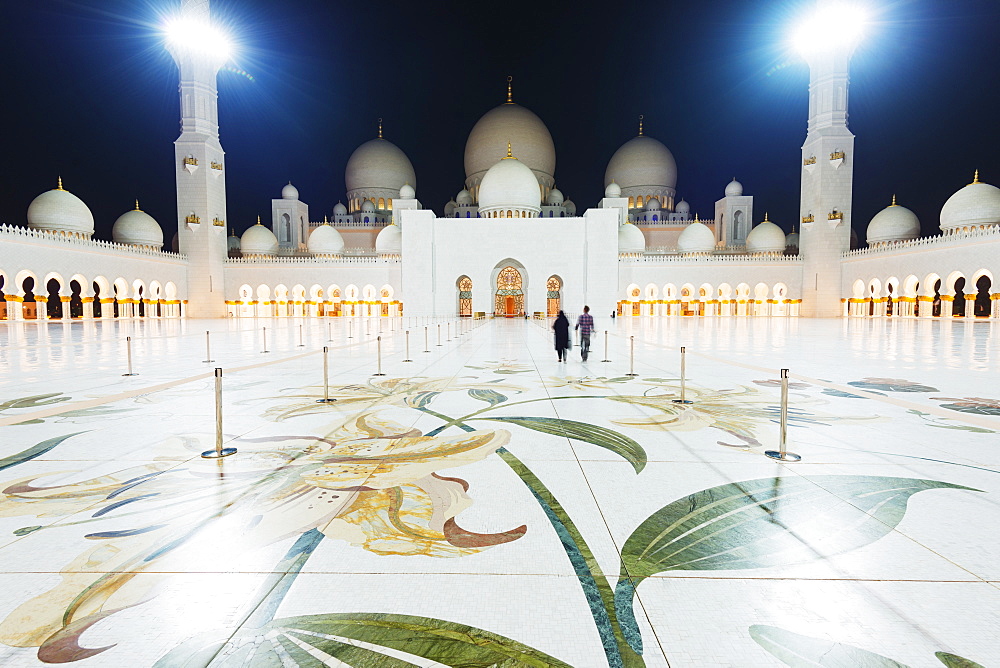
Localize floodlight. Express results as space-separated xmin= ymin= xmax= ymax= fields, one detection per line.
xmin=164 ymin=16 xmax=232 ymax=61
xmin=791 ymin=3 xmax=867 ymax=57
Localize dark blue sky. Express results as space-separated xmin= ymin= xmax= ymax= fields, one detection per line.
xmin=0 ymin=0 xmax=997 ymax=243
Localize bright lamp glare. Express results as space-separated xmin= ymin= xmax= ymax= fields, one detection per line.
xmin=164 ymin=17 xmax=232 ymax=61
xmin=791 ymin=3 xmax=867 ymax=56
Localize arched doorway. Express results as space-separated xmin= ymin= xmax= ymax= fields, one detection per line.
xmin=546 ymin=276 xmax=561 ymax=316
xmin=975 ymin=275 xmax=992 ymax=317
xmin=458 ymin=276 xmax=472 ymax=317
xmin=495 ymin=266 xmax=523 ymax=317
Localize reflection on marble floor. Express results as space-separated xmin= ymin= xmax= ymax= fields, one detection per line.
xmin=0 ymin=316 xmax=997 ymax=667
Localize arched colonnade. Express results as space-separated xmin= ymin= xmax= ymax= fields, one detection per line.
xmin=846 ymin=269 xmax=998 ymax=319
xmin=0 ymin=269 xmax=181 ymax=320
xmin=227 ymin=283 xmax=401 ymax=318
xmin=618 ymin=282 xmax=799 ymax=317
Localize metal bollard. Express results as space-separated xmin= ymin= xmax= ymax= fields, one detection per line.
xmin=328 ymin=322 xmax=334 ymax=342
xmin=672 ymin=346 xmax=693 ymax=404
xmin=317 ymin=346 xmax=337 ymax=403
xmin=348 ymin=320 xmax=353 ymax=339
xmin=601 ymin=330 xmax=611 ymax=362
xmin=403 ymin=330 xmax=413 ymax=362
xmin=373 ymin=335 xmax=386 ymax=376
xmin=424 ymin=326 xmax=430 ymax=353
xmin=447 ymin=322 xmax=451 ymax=341
xmin=261 ymin=327 xmax=269 ymax=354
xmin=437 ymin=324 xmax=442 ymax=346
xmin=202 ymin=368 xmax=237 ymax=458
xmin=203 ymin=330 xmax=214 ymax=363
xmin=765 ymin=369 xmax=801 ymax=462
xmin=122 ymin=336 xmax=138 ymax=376
xmin=626 ymin=335 xmax=638 ymax=376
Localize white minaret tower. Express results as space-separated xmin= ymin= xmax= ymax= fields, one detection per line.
xmin=167 ymin=0 xmax=230 ymax=318
xmin=795 ymin=1 xmax=865 ymax=317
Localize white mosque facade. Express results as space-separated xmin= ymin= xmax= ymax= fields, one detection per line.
xmin=2 ymin=0 xmax=999 ymax=324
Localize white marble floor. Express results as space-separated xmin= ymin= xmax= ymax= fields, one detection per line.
xmin=0 ymin=315 xmax=997 ymax=667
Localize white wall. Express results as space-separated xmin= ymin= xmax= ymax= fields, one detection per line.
xmin=400 ymin=208 xmax=619 ymax=317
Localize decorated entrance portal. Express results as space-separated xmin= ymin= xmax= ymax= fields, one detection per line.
xmin=495 ymin=266 xmax=523 ymax=317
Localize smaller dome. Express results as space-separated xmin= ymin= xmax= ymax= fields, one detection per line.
xmin=240 ymin=218 xmax=279 ymax=256
xmin=564 ymin=199 xmax=577 ymax=215
xmin=605 ymin=182 xmax=622 ymax=198
xmin=725 ymin=179 xmax=743 ymax=197
xmin=785 ymin=228 xmax=799 ymax=249
xmin=399 ymin=183 xmax=415 ymax=199
xmin=477 ymin=151 xmax=541 ymax=216
xmin=618 ymin=223 xmax=645 ymax=253
xmin=939 ymin=172 xmax=1000 ymax=231
xmin=333 ymin=201 xmax=348 ymax=216
xmin=546 ymin=188 xmax=564 ymax=205
xmin=867 ymin=198 xmax=921 ymax=244
xmin=746 ymin=216 xmax=786 ymax=254
xmin=308 ymin=223 xmax=345 ymax=256
xmin=227 ymin=230 xmax=241 ymax=251
xmin=26 ymin=180 xmax=95 ymax=236
xmin=677 ymin=222 xmax=716 ymax=254
xmin=456 ymin=189 xmax=473 ymax=205
xmin=444 ymin=199 xmax=457 ymax=216
xmin=281 ymin=182 xmax=299 ymax=200
xmin=361 ymin=200 xmax=376 ymax=213
xmin=112 ymin=203 xmax=163 ymax=248
xmin=644 ymin=197 xmax=661 ymax=211
xmin=675 ymin=199 xmax=690 ymax=214
xmin=375 ymin=223 xmax=402 ymax=254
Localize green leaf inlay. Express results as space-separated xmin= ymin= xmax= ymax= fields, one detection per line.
xmin=477 ymin=416 xmax=646 ymax=474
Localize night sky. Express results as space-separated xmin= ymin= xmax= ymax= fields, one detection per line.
xmin=0 ymin=0 xmax=998 ymax=244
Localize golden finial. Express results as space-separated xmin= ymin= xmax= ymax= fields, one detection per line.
xmin=763 ymin=212 xmax=770 ymax=222
xmin=57 ymin=176 xmax=64 ymax=191
xmin=791 ymin=224 xmax=797 ymax=233
xmin=506 ymin=76 xmax=513 ymax=104
xmin=134 ymin=199 xmax=141 ymax=211
xmin=694 ymin=213 xmax=700 ymax=223
xmin=323 ymin=215 xmax=329 ymax=224
xmin=503 ymin=141 xmax=514 ymax=159
xmin=890 ymin=194 xmax=897 ymax=207
xmin=377 ymin=118 xmax=383 ymax=139
xmin=972 ymin=169 xmax=980 ymax=184
xmin=256 ymin=215 xmax=262 ymax=226
xmin=638 ymin=115 xmax=644 ymax=136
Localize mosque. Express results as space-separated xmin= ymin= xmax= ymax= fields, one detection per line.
xmin=1 ymin=0 xmax=998 ymax=324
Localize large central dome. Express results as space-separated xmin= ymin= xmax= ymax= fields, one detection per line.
xmin=465 ymin=103 xmax=555 ymax=197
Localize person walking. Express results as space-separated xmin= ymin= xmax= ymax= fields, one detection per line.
xmin=575 ymin=305 xmax=594 ymax=361
xmin=553 ymin=310 xmax=570 ymax=362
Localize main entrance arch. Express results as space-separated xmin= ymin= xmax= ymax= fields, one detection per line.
xmin=494 ymin=263 xmax=525 ymax=317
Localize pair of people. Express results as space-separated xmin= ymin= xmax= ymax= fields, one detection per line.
xmin=553 ymin=306 xmax=594 ymax=362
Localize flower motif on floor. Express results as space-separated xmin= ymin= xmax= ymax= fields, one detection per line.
xmin=543 ymin=376 xmax=634 ymax=391
xmin=931 ymin=396 xmax=1000 ymax=416
xmin=0 ymin=413 xmax=523 ymax=660
xmin=260 ymin=376 xmax=525 ymax=421
xmin=607 ymin=383 xmax=881 ymax=448
xmin=848 ymin=377 xmax=939 ymax=392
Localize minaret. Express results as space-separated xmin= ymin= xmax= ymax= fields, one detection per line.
xmin=797 ymin=1 xmax=862 ymax=317
xmin=167 ymin=0 xmax=230 ymax=318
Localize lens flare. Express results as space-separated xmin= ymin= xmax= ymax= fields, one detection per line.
xmin=164 ymin=16 xmax=232 ymax=61
xmin=791 ymin=3 xmax=867 ymax=57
